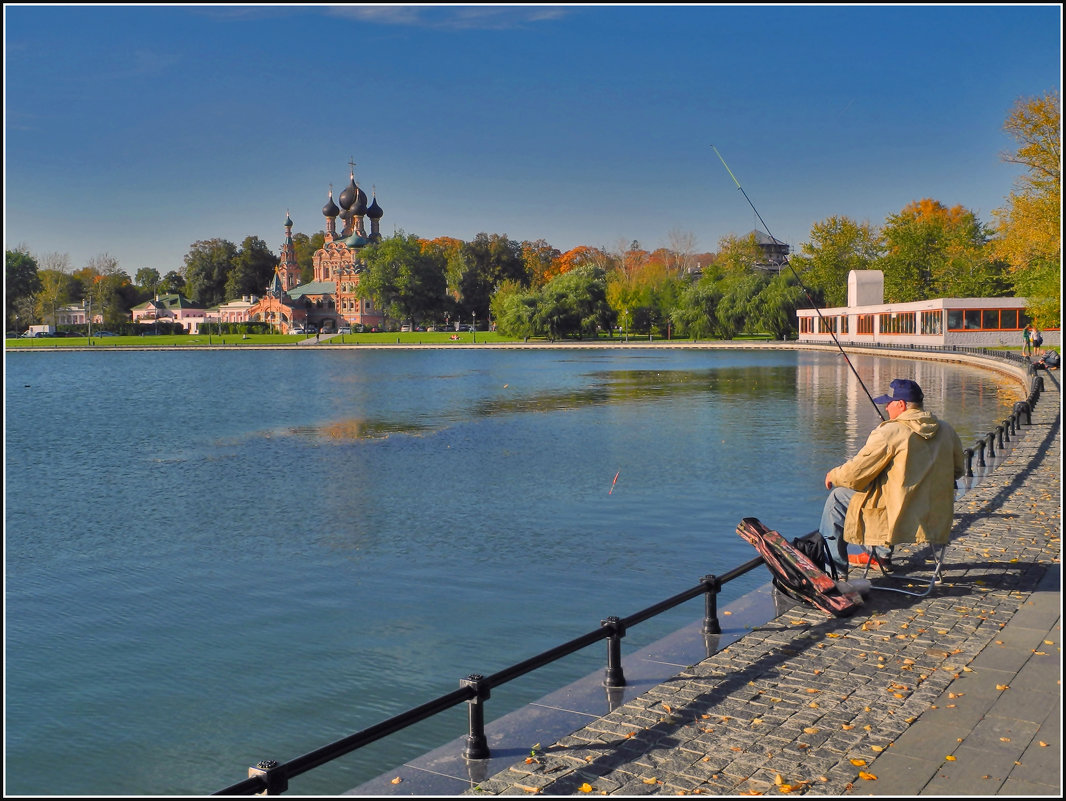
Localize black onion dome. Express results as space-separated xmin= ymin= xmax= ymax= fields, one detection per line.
xmin=338 ymin=177 xmax=357 ymax=210
xmin=322 ymin=192 xmax=339 ymax=218
xmin=366 ymin=196 xmax=383 ymax=219
xmin=284 ymin=213 xmax=294 ymax=228
xmin=351 ymin=185 xmax=368 ymax=215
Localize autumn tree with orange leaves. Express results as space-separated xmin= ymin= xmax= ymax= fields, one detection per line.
xmin=879 ymin=199 xmax=1006 ymax=303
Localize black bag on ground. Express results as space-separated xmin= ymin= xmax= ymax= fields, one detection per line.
xmin=791 ymin=531 xmax=838 ymax=580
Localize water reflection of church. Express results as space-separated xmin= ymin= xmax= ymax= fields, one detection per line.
xmin=248 ymin=166 xmax=387 ymax=334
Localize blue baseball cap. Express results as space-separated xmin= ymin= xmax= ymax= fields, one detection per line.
xmin=873 ymin=378 xmax=924 ymax=405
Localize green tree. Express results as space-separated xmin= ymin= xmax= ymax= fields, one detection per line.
xmin=751 ymin=270 xmax=805 ymax=339
xmin=455 ymin=233 xmax=529 ymax=321
xmin=225 ymin=236 xmax=278 ymax=300
xmin=992 ymin=91 xmax=1061 ymax=327
xmin=489 ymin=280 xmax=539 ymax=338
xmin=533 ymin=264 xmax=613 ymax=339
xmin=160 ymin=271 xmax=186 ymax=295
xmin=606 ymin=261 xmax=684 ymax=336
xmin=135 ymin=267 xmax=162 ymax=296
xmin=6 ymin=247 xmax=41 ymax=330
xmin=183 ymin=239 xmax=238 ymax=307
xmin=879 ymin=200 xmax=998 ymax=302
xmin=671 ymin=279 xmax=723 ymax=340
xmin=715 ymin=269 xmax=768 ymax=339
xmin=293 ymin=231 xmax=325 ymax=285
xmin=358 ymin=231 xmax=448 ymax=327
xmin=791 ymin=216 xmax=882 ymax=308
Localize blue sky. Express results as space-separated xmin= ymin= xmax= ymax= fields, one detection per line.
xmin=4 ymin=4 xmax=1061 ymax=277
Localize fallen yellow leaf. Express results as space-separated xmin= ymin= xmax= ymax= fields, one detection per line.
xmin=871 ymin=745 xmax=885 ymax=752
xmin=945 ymin=755 xmax=957 ymax=761
xmin=578 ymin=783 xmax=593 ymax=793
xmin=996 ymin=684 xmax=1010 ymax=691
xmin=803 ymin=727 xmax=820 ymax=734
xmin=390 ymin=777 xmax=403 ymax=784
xmin=643 ymin=777 xmax=659 ymax=785
xmin=858 ymin=770 xmax=877 ymax=781
xmin=850 ymin=758 xmax=867 ymax=766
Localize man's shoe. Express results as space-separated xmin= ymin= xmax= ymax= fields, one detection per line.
xmin=849 ymin=552 xmax=893 ymax=572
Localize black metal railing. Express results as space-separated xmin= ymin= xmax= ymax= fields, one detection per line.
xmin=214 ymin=346 xmax=1044 ymax=795
xmin=214 ymin=558 xmax=764 ymax=795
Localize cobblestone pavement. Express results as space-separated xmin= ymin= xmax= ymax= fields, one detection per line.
xmin=470 ymin=373 xmax=1060 ymax=797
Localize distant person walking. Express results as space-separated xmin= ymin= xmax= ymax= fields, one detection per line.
xmin=1023 ymin=324 xmax=1035 ymax=359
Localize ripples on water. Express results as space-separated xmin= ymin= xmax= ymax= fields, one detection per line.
xmin=4 ymin=349 xmax=1022 ymax=794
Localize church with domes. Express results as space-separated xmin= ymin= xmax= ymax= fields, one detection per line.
xmin=247 ymin=165 xmax=387 ymax=334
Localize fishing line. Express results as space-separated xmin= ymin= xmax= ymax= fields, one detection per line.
xmin=711 ymin=145 xmax=885 ymax=421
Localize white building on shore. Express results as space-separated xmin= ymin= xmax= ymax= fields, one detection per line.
xmin=796 ymin=270 xmax=1058 ymax=350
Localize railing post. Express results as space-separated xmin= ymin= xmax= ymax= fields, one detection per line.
xmin=601 ymin=616 xmax=626 ymax=688
xmin=996 ymin=424 xmax=1005 ymax=449
xmin=985 ymin=431 xmax=996 ymax=459
xmin=247 ymin=760 xmax=288 ymax=795
xmin=963 ymin=447 xmax=974 ymax=477
xmin=460 ymin=674 xmax=490 ymax=760
xmin=701 ymin=574 xmax=722 ymax=634
xmin=975 ymin=440 xmax=986 ymax=468
xmin=1014 ymin=401 xmax=1031 ymax=425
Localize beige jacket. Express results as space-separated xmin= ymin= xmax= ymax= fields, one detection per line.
xmin=827 ymin=409 xmax=965 ymax=548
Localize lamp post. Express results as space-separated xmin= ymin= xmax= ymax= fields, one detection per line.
xmin=85 ymin=295 xmax=92 ymax=341
xmin=472 ymin=312 xmax=476 ymax=344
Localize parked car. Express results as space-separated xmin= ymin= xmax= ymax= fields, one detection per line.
xmin=290 ymin=326 xmax=306 ymax=334
xmin=337 ymin=326 xmax=351 ymax=334
xmin=95 ymin=331 xmax=117 ymax=337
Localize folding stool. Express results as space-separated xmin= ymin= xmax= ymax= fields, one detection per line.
xmin=857 ymin=542 xmax=949 ymax=597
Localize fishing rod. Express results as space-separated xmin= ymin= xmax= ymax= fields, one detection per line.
xmin=711 ymin=145 xmax=885 ymax=421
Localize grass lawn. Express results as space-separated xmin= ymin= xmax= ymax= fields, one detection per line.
xmin=6 ymin=331 xmax=780 ymax=348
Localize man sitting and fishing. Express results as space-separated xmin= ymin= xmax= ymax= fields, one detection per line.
xmin=818 ymin=379 xmax=965 ymax=579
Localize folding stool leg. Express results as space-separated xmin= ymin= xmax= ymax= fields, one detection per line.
xmin=869 ymin=542 xmax=947 ymax=598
